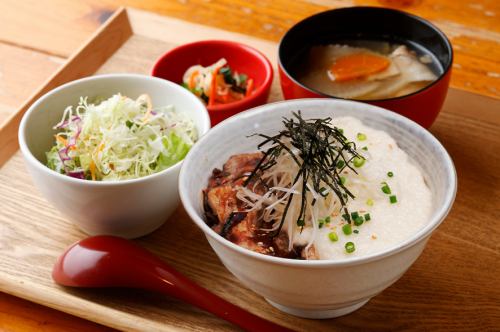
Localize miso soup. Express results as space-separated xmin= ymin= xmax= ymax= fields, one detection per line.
xmin=297 ymin=40 xmax=442 ymax=100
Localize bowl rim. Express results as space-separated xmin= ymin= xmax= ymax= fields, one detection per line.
xmin=18 ymin=73 xmax=211 ymax=187
xmin=151 ymin=39 xmax=274 ymax=113
xmin=179 ymin=98 xmax=457 ymax=268
xmin=277 ymin=6 xmax=454 ymax=103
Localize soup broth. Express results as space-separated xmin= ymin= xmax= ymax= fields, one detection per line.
xmin=296 ymin=40 xmax=442 ymax=100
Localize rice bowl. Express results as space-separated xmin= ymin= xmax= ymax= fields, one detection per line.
xmin=179 ymin=98 xmax=456 ymax=318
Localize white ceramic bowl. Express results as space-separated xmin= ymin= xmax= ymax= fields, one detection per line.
xmin=179 ymin=99 xmax=456 ymax=318
xmin=19 ymin=74 xmax=210 ymax=239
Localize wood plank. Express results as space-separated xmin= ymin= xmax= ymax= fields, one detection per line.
xmin=0 ymin=0 xmax=498 ymax=99
xmin=0 ymin=44 xmax=63 ymax=115
xmin=0 ymin=0 xmax=115 ymax=57
xmin=0 ymin=104 xmax=14 ymax=126
xmin=0 ymin=292 xmax=114 ymax=332
xmin=0 ymin=8 xmax=132 ymax=168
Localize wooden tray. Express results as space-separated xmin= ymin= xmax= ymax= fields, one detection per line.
xmin=0 ymin=7 xmax=499 ymax=332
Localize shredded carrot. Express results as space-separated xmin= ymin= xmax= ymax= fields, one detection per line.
xmin=55 ymin=135 xmax=77 ymax=150
xmin=245 ymin=79 xmax=254 ymax=97
xmin=208 ymin=68 xmax=220 ymax=107
xmin=89 ymin=160 xmax=96 ymax=181
xmin=221 ymin=90 xmax=230 ymax=103
xmin=188 ymin=70 xmax=199 ymax=90
xmin=55 ymin=135 xmax=68 ymax=146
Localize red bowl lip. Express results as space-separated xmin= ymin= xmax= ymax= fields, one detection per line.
xmin=151 ymin=40 xmax=274 ymax=113
xmin=278 ymin=6 xmax=454 ymax=103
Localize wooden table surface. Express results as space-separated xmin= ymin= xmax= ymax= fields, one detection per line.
xmin=0 ymin=0 xmax=498 ymax=331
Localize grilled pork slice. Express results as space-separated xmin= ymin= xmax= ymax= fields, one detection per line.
xmin=222 ymin=152 xmax=263 ymax=181
xmin=204 ymin=152 xmax=303 ymax=259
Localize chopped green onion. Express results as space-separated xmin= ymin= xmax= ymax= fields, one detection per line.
xmin=364 ymin=213 xmax=371 ymax=221
xmin=340 ymin=176 xmax=346 ymax=185
xmin=366 ymin=198 xmax=374 ymax=206
xmin=362 ymin=146 xmax=368 ymax=151
xmin=336 ymin=159 xmax=345 ymax=169
xmin=353 ymin=229 xmax=359 ymax=234
xmin=381 ymin=182 xmax=391 ymax=194
xmin=351 ymin=211 xmax=359 ymax=219
xmin=342 ymin=213 xmax=350 ymax=222
xmin=353 ymin=157 xmax=365 ymax=168
xmin=387 ymin=171 xmax=394 ymax=177
xmin=390 ymin=195 xmax=398 ymax=204
xmin=342 ymin=224 xmax=352 ymax=235
xmin=318 ymin=220 xmax=324 ymax=228
xmin=357 ymin=133 xmax=367 ymax=141
xmin=328 ymin=232 xmax=338 ymax=242
xmin=337 ymin=128 xmax=344 ymax=135
xmin=324 ymin=216 xmax=331 ymax=224
xmin=345 ymin=242 xmax=355 ymax=253
xmin=238 ymin=73 xmax=248 ymax=85
xmin=297 ymin=219 xmax=305 ymax=227
xmin=353 ymin=216 xmax=364 ymax=226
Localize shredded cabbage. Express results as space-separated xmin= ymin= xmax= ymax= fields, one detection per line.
xmin=46 ymin=94 xmax=197 ymax=181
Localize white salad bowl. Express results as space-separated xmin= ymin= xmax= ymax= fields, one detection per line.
xmin=19 ymin=74 xmax=210 ymax=239
xmin=179 ymin=99 xmax=456 ymax=319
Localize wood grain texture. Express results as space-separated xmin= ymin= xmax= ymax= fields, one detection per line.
xmin=0 ymin=293 xmax=115 ymax=332
xmin=0 ymin=8 xmax=499 ymax=331
xmin=0 ymin=0 xmax=497 ymax=101
xmin=0 ymin=8 xmax=132 ymax=168
xmin=0 ymin=0 xmax=115 ymax=57
xmin=0 ymin=44 xmax=63 ymax=112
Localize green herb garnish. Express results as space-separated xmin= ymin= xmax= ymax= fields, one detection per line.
xmin=357 ymin=133 xmax=367 ymax=141
xmin=328 ymin=232 xmax=338 ymax=242
xmin=353 ymin=216 xmax=364 ymax=226
xmin=353 ymin=157 xmax=365 ymax=168
xmin=244 ymin=112 xmax=361 ymax=235
xmin=345 ymin=242 xmax=355 ymax=253
xmin=381 ymin=182 xmax=391 ymax=195
xmin=342 ymin=224 xmax=352 ymax=235
xmin=390 ymin=195 xmax=398 ymax=204
xmin=387 ymin=171 xmax=394 ymax=177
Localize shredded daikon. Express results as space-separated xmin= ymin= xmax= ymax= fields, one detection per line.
xmin=236 ymin=143 xmax=371 ymax=253
xmin=46 ymin=94 xmax=197 ymax=181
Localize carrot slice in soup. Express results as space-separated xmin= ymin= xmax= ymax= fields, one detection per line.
xmin=330 ymin=53 xmax=390 ymax=82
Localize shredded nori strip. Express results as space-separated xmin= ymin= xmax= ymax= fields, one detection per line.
xmin=220 ymin=66 xmax=247 ymax=94
xmin=244 ymin=111 xmax=362 ymax=236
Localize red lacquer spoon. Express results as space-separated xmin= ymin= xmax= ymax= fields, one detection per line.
xmin=53 ymin=236 xmax=293 ymax=332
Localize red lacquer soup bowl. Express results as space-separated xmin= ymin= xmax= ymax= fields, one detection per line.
xmin=152 ymin=40 xmax=274 ymax=126
xmin=278 ymin=7 xmax=453 ymax=128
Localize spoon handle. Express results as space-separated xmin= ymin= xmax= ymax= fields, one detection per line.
xmin=147 ymin=262 xmax=293 ymax=332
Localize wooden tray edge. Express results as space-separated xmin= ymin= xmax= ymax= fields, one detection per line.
xmin=0 ymin=7 xmax=133 ymax=168
xmin=0 ymin=270 xmax=179 ymax=332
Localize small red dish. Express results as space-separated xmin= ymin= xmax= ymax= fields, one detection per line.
xmin=152 ymin=40 xmax=274 ymax=125
xmin=278 ymin=7 xmax=453 ymax=129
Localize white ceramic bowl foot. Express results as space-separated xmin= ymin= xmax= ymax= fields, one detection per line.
xmin=265 ymin=298 xmax=370 ymax=319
